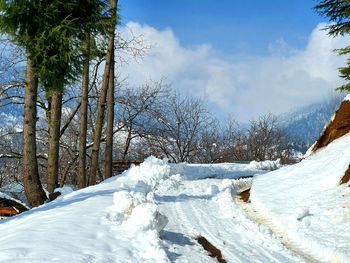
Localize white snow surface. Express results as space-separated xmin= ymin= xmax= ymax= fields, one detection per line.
xmin=343 ymin=93 xmax=350 ymax=102
xmin=0 ymin=157 xmax=301 ymax=263
xmin=251 ymin=134 xmax=350 ymax=262
xmin=169 ymin=159 xmax=281 ymax=180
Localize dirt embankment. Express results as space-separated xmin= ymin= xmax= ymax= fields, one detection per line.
xmin=309 ymin=100 xmax=350 ymax=185
xmin=312 ymin=100 xmax=350 ymax=153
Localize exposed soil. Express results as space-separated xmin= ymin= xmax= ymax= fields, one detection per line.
xmin=340 ymin=164 xmax=350 ymax=185
xmin=312 ymin=100 xmax=350 ymax=153
xmin=49 ymin=191 xmax=61 ymax=201
xmin=239 ymin=188 xmax=251 ymax=203
xmin=195 ymin=236 xmax=227 ymax=263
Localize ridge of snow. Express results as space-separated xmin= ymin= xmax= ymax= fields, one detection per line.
xmin=0 ymin=156 xmax=171 ymax=263
xmin=169 ymin=160 xmax=280 ymax=180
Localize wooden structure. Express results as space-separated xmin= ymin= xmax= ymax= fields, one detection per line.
xmin=112 ymin=160 xmax=143 ymax=174
xmin=0 ymin=207 xmax=19 ymax=219
xmin=0 ymin=196 xmax=28 ymax=220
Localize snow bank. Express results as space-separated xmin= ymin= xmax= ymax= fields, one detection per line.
xmin=247 ymin=159 xmax=281 ymax=171
xmin=0 ymin=156 xmax=170 ymax=263
xmin=250 ymin=134 xmax=350 ymax=262
xmin=170 ymin=160 xmax=279 ymax=180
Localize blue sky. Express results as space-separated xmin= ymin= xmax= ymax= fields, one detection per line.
xmin=120 ymin=0 xmax=324 ymax=56
xmin=118 ymin=1 xmax=346 ymax=122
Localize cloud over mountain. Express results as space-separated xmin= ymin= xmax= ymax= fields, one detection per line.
xmin=120 ymin=22 xmax=348 ymax=122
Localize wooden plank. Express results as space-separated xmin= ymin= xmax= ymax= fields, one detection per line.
xmin=0 ymin=207 xmax=19 ymax=216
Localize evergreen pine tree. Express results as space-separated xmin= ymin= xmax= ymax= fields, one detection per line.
xmin=315 ymin=0 xmax=350 ymax=90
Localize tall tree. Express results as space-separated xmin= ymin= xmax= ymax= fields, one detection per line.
xmin=33 ymin=2 xmax=82 ymax=194
xmin=315 ymin=0 xmax=350 ymax=90
xmin=105 ymin=47 xmax=115 ymax=179
xmin=88 ymin=0 xmax=118 ymax=185
xmin=0 ymin=0 xmax=48 ymax=206
xmin=77 ymin=0 xmax=111 ymax=188
xmin=78 ymin=34 xmax=91 ymax=188
xmin=38 ymin=0 xmax=110 ymax=192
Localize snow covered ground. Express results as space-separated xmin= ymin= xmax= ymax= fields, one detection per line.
xmin=251 ymin=134 xmax=350 ymax=263
xmin=0 ymin=157 xmax=300 ymax=263
xmin=156 ymin=177 xmax=304 ymax=262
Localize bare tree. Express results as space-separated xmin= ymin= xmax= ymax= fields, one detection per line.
xmin=246 ymin=114 xmax=287 ymax=161
xmin=145 ymin=93 xmax=212 ymax=163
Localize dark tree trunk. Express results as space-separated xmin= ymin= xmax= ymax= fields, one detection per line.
xmin=23 ymin=54 xmax=47 ymax=207
xmin=47 ymin=90 xmax=63 ymax=193
xmin=88 ymin=0 xmax=117 ymax=185
xmin=105 ymin=47 xmax=115 ymax=179
xmin=123 ymin=123 xmax=132 ymax=160
xmin=78 ymin=35 xmax=91 ymax=188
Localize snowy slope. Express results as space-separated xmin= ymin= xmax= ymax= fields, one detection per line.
xmin=250 ymin=134 xmax=350 ymax=262
xmin=278 ymin=96 xmax=342 ymax=152
xmin=0 ymin=157 xmax=171 ymax=263
xmin=0 ymin=157 xmax=298 ymax=263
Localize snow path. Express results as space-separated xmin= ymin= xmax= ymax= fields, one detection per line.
xmin=155 ymin=176 xmax=305 ymax=263
xmin=239 ymin=197 xmax=318 ymax=263
xmin=0 ymin=159 xmax=308 ymax=263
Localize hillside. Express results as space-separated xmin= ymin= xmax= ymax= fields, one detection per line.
xmin=279 ymin=96 xmax=342 ymax=153
xmin=251 ymin=98 xmax=350 ymax=262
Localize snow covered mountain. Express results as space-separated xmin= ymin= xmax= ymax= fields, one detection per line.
xmin=278 ymin=95 xmax=343 ymax=153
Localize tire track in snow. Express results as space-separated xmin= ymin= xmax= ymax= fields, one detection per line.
xmin=157 ymin=178 xmax=305 ymax=263
xmin=239 ymin=197 xmax=321 ymax=263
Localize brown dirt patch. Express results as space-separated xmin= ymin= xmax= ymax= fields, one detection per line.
xmin=340 ymin=164 xmax=350 ymax=185
xmin=195 ymin=236 xmax=227 ymax=263
xmin=312 ymin=100 xmax=350 ymax=153
xmin=239 ymin=188 xmax=251 ymax=203
xmin=49 ymin=191 xmax=61 ymax=201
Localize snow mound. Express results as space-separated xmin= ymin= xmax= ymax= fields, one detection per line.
xmin=169 ymin=161 xmax=278 ymax=180
xmin=0 ymin=156 xmax=170 ymax=263
xmin=251 ymin=134 xmax=350 ymax=262
xmin=247 ymin=159 xmax=281 ymax=171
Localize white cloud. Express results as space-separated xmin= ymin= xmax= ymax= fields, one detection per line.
xmin=119 ymin=22 xmax=349 ymax=122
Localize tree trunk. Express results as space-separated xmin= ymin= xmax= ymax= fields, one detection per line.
xmin=47 ymin=90 xmax=63 ymax=193
xmin=123 ymin=123 xmax=132 ymax=160
xmin=78 ymin=35 xmax=91 ymax=188
xmin=104 ymin=47 xmax=115 ymax=179
xmin=23 ymin=53 xmax=47 ymax=207
xmin=88 ymin=0 xmax=117 ymax=185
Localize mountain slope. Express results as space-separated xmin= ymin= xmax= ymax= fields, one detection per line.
xmin=279 ymin=96 xmax=342 ymax=152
